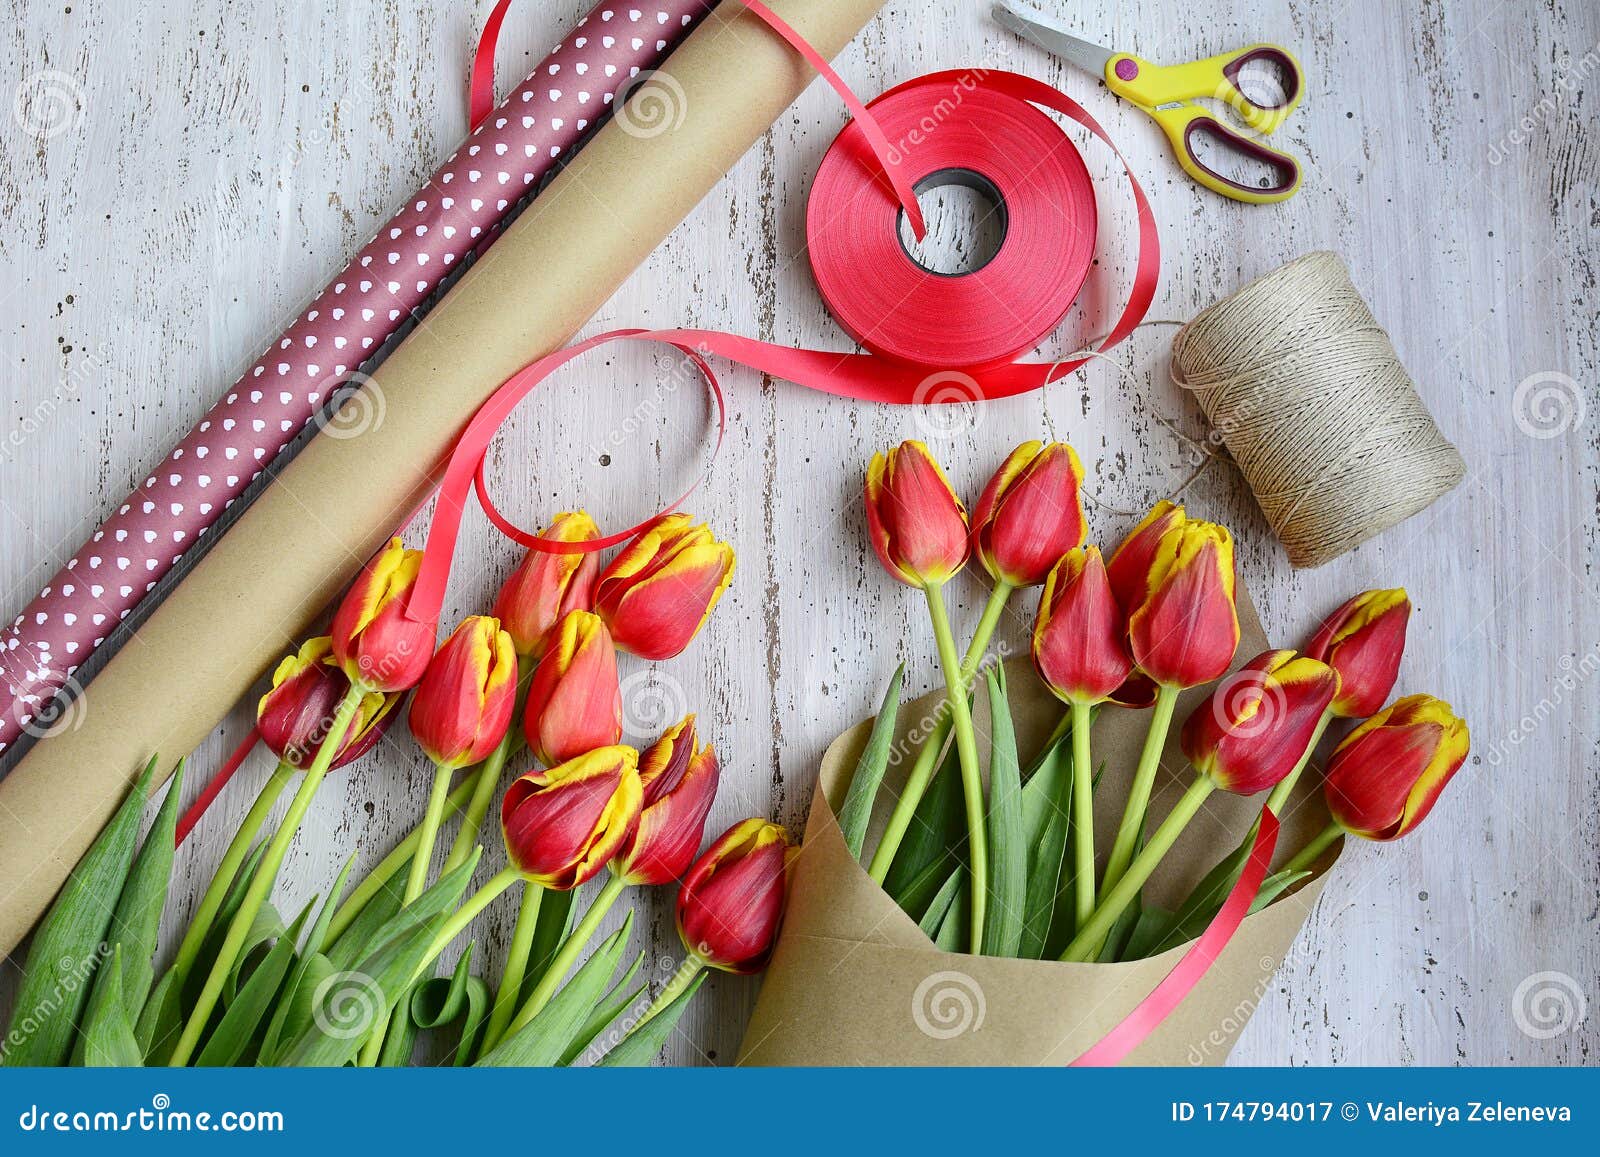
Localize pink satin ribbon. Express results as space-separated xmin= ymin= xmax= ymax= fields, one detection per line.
xmin=1071 ymin=809 xmax=1280 ymax=1066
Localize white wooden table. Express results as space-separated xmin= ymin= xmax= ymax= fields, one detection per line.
xmin=2 ymin=0 xmax=1596 ymax=1066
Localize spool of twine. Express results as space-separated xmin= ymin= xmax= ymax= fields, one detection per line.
xmin=1169 ymin=251 xmax=1466 ymax=569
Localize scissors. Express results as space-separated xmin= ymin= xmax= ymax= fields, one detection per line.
xmin=992 ymin=1 xmax=1305 ymax=204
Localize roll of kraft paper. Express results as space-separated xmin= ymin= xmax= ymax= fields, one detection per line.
xmin=0 ymin=0 xmax=887 ymax=957
xmin=0 ymin=0 xmax=714 ymax=758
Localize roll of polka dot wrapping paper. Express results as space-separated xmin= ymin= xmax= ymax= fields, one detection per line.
xmin=0 ymin=0 xmax=714 ymax=755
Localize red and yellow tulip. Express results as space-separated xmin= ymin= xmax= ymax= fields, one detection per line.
xmin=864 ymin=440 xmax=970 ymax=588
xmin=493 ymin=512 xmax=601 ymax=660
xmin=1104 ymin=500 xmax=1185 ymax=611
xmin=1126 ymin=519 xmax=1240 ymax=689
xmin=1324 ymin=694 xmax=1470 ymax=840
xmin=408 ymin=615 xmax=518 ymax=771
xmin=1305 ymin=588 xmax=1412 ymax=719
xmin=970 ymin=441 xmax=1087 ymax=588
xmin=594 ymin=513 xmax=734 ymax=661
xmin=523 ymin=610 xmax=622 ymax=767
xmin=613 ymin=716 xmax=721 ymax=886
xmin=257 ymin=636 xmax=398 ymax=771
xmin=330 ymin=537 xmax=438 ymax=693
xmin=676 ymin=818 xmax=791 ymax=974
xmin=1033 ymin=546 xmax=1134 ymax=705
xmin=501 ymin=745 xmax=643 ymax=889
xmin=1181 ymin=650 xmax=1341 ymax=796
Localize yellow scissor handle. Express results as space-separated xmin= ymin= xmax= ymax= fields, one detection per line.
xmin=1106 ymin=43 xmax=1304 ymax=136
xmin=1143 ymin=101 xmax=1302 ymax=204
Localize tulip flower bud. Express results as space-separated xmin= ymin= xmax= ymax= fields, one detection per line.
xmin=493 ymin=512 xmax=602 ymax=660
xmin=1324 ymin=694 xmax=1470 ymax=840
xmin=1305 ymin=588 xmax=1412 ymax=719
xmin=329 ymin=537 xmax=438 ymax=692
xmin=408 ymin=615 xmax=518 ymax=770
xmin=523 ymin=609 xmax=622 ymax=766
xmin=1182 ymin=650 xmax=1341 ymax=795
xmin=501 ymin=745 xmax=643 ymax=889
xmin=676 ymin=818 xmax=791 ymax=974
xmin=1105 ymin=500 xmax=1185 ymax=611
xmin=1033 ymin=546 xmax=1133 ymax=705
xmin=864 ymin=440 xmax=970 ymax=588
xmin=257 ymin=637 xmax=398 ymax=770
xmin=970 ymin=441 xmax=1087 ymax=587
xmin=613 ymin=716 xmax=721 ymax=886
xmin=593 ymin=514 xmax=735 ymax=661
xmin=1126 ymin=519 xmax=1240 ymax=688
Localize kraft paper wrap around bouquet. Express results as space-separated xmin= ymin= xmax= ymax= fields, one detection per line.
xmin=739 ymin=593 xmax=1338 ymax=1066
xmin=0 ymin=0 xmax=892 ymax=958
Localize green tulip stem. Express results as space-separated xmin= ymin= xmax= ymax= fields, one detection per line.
xmin=440 ymin=666 xmax=533 ymax=877
xmin=1101 ymin=683 xmax=1180 ymax=895
xmin=404 ymin=761 xmax=456 ymax=904
xmin=1061 ymin=775 xmax=1216 ymax=962
xmin=867 ymin=579 xmax=1015 ymax=884
xmin=923 ymin=581 xmax=988 ymax=955
xmin=505 ymin=874 xmax=628 ymax=1041
xmin=171 ymin=759 xmax=295 ymax=983
xmin=324 ymin=777 xmax=476 ymax=945
xmin=481 ymin=881 xmax=545 ymax=1054
xmin=1070 ymin=699 xmax=1096 ymax=927
xmin=169 ymin=682 xmax=365 ymax=1066
xmin=629 ymin=955 xmax=707 ymax=1034
xmin=1281 ymin=820 xmax=1343 ymax=876
xmin=1264 ymin=711 xmax=1333 ymax=818
xmin=356 ymin=758 xmax=464 ymax=1067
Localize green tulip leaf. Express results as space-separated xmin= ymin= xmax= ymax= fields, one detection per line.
xmin=80 ymin=947 xmax=143 ymax=1068
xmin=195 ymin=902 xmax=311 ymax=1066
xmin=594 ymin=973 xmax=706 ymax=1067
xmin=258 ymin=855 xmax=355 ymax=1064
xmin=883 ymin=740 xmax=967 ymax=918
xmin=407 ymin=947 xmax=491 ymax=1066
xmin=560 ymin=949 xmax=647 ymax=1066
xmin=476 ymin=913 xmax=634 ymax=1067
xmin=278 ymin=852 xmax=480 ymax=1067
xmin=2 ymin=755 xmax=157 ymax=1066
xmin=109 ymin=761 xmax=184 ymax=1019
xmin=981 ymin=667 xmax=1025 ymax=958
xmin=837 ymin=663 xmax=905 ymax=860
xmin=135 ymin=967 xmax=183 ymax=1065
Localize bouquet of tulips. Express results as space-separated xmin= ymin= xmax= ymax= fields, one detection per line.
xmin=2 ymin=513 xmax=794 ymax=1068
xmin=833 ymin=438 xmax=1471 ymax=977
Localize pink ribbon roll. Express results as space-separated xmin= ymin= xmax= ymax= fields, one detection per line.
xmin=0 ymin=0 xmax=714 ymax=756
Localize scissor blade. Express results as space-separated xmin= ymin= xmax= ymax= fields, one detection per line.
xmin=991 ymin=2 xmax=1114 ymax=78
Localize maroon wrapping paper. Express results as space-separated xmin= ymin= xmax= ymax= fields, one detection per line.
xmin=0 ymin=0 xmax=713 ymax=755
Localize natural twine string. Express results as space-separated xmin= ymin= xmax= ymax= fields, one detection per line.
xmin=1168 ymin=251 xmax=1466 ymax=569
